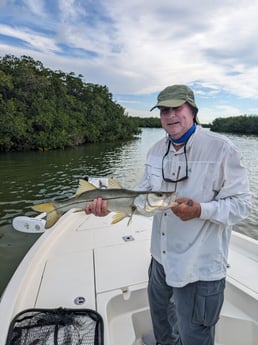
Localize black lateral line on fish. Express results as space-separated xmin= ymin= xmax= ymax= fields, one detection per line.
xmin=55 ymin=190 xmax=153 ymax=205
xmin=33 ymin=191 xmax=172 ymax=215
xmin=34 ymin=195 xmax=141 ymax=215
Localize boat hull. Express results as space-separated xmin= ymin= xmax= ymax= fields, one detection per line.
xmin=0 ymin=210 xmax=257 ymax=345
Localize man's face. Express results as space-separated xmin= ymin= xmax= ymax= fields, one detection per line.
xmin=159 ymin=103 xmax=194 ymax=139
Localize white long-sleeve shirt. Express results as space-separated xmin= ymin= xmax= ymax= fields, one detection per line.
xmin=137 ymin=126 xmax=252 ymax=287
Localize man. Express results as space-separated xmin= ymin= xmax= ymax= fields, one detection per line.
xmin=85 ymin=85 xmax=251 ymax=345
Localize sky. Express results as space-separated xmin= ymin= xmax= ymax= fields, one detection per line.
xmin=1 ymin=0 xmax=258 ymax=124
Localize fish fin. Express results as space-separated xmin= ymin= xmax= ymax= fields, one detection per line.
xmin=73 ymin=208 xmax=85 ymax=213
xmin=32 ymin=202 xmax=62 ymax=229
xmin=111 ymin=212 xmax=128 ymax=224
xmin=127 ymin=214 xmax=133 ymax=226
xmin=127 ymin=206 xmax=137 ymax=225
xmin=108 ymin=178 xmax=123 ymax=189
xmin=75 ymin=179 xmax=97 ymax=195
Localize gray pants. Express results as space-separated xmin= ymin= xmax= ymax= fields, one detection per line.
xmin=148 ymin=258 xmax=225 ymax=345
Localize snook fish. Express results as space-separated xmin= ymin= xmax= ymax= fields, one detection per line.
xmin=32 ymin=179 xmax=177 ymax=228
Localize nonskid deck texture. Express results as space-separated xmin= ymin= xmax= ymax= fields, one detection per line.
xmin=0 ymin=211 xmax=257 ymax=345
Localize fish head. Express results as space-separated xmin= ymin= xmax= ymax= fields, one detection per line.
xmin=134 ymin=191 xmax=177 ymax=214
xmin=145 ymin=191 xmax=177 ymax=211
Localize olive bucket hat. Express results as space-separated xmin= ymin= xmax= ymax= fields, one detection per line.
xmin=150 ymin=84 xmax=199 ymax=122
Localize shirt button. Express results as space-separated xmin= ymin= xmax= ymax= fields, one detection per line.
xmin=164 ymin=212 xmax=167 ymax=216
xmin=162 ymin=232 xmax=165 ymax=236
xmin=162 ymin=250 xmax=166 ymax=254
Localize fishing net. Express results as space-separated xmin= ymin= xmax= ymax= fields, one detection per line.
xmin=5 ymin=308 xmax=103 ymax=345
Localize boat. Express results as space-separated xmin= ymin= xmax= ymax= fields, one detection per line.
xmin=0 ymin=208 xmax=257 ymax=344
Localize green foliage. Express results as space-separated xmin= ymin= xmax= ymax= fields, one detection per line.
xmin=132 ymin=116 xmax=161 ymax=128
xmin=210 ymin=115 xmax=258 ymax=135
xmin=0 ymin=55 xmax=141 ymax=152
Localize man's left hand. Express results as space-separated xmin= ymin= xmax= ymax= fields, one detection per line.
xmin=171 ymin=198 xmax=201 ymax=221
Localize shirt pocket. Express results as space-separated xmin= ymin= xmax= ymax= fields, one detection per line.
xmin=192 ymin=279 xmax=225 ymax=327
xmin=189 ymin=161 xmax=223 ymax=202
xmin=148 ymin=166 xmax=163 ymax=190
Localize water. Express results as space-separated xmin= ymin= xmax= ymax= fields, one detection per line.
xmin=0 ymin=128 xmax=257 ymax=296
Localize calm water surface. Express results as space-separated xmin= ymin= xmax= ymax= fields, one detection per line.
xmin=0 ymin=128 xmax=257 ymax=296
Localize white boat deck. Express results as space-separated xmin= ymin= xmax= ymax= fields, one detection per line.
xmin=0 ymin=210 xmax=257 ymax=345
xmin=215 ymin=233 xmax=258 ymax=345
xmin=227 ymin=233 xmax=258 ymax=298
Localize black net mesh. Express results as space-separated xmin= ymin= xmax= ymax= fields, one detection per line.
xmin=6 ymin=308 xmax=103 ymax=345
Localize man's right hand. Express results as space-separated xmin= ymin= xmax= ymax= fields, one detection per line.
xmin=85 ymin=197 xmax=109 ymax=217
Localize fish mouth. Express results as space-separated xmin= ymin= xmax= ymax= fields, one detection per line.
xmin=145 ymin=192 xmax=177 ymax=210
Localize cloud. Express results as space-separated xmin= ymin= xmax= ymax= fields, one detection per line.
xmin=1 ymin=0 xmax=258 ymax=121
xmin=24 ymin=0 xmax=47 ymax=17
xmin=0 ymin=24 xmax=58 ymax=53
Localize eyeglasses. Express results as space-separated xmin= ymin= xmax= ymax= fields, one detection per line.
xmin=159 ymin=106 xmax=182 ymax=116
xmin=162 ymin=140 xmax=188 ymax=183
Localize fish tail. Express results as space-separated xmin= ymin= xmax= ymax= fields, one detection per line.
xmin=32 ymin=202 xmax=62 ymax=229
